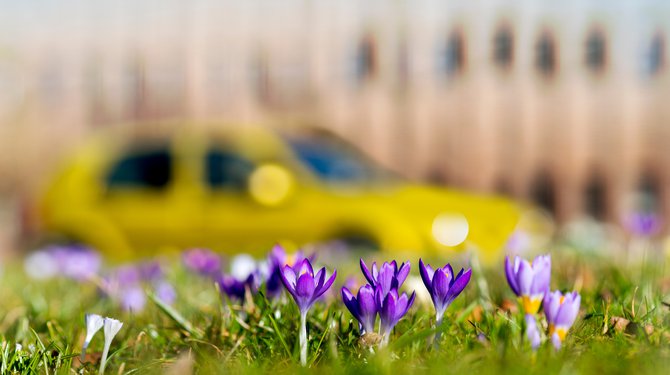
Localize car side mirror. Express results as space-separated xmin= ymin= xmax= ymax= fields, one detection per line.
xmin=248 ymin=164 xmax=295 ymax=206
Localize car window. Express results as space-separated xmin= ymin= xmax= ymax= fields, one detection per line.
xmin=205 ymin=148 xmax=255 ymax=190
xmin=284 ymin=135 xmax=393 ymax=184
xmin=106 ymin=147 xmax=172 ymax=189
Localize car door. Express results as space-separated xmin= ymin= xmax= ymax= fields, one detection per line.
xmin=98 ymin=141 xmax=202 ymax=254
xmin=202 ymin=145 xmax=327 ymax=254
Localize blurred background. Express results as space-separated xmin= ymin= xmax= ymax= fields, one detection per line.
xmin=1 ymin=0 xmax=669 ymax=258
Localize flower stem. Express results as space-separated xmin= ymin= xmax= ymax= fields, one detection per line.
xmin=99 ymin=345 xmax=109 ymax=375
xmin=80 ymin=343 xmax=88 ymax=362
xmin=299 ymin=311 xmax=307 ymax=366
xmin=434 ymin=313 xmax=444 ymax=349
xmin=380 ymin=333 xmax=389 ymax=348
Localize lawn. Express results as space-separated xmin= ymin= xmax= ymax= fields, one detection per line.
xmin=0 ymin=245 xmax=669 ymax=374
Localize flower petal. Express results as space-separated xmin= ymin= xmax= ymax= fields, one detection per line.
xmin=505 ymin=256 xmax=520 ymax=296
xmin=517 ymin=259 xmax=534 ymax=296
xmin=444 ymin=264 xmax=455 ymax=282
xmin=296 ymin=272 xmax=315 ymax=299
xmin=380 ymin=290 xmax=398 ymax=331
xmin=360 ymin=259 xmax=375 ymax=285
xmin=341 ymin=287 xmax=360 ymax=321
xmin=314 ymin=270 xmax=337 ymax=300
xmin=530 ymin=255 xmax=551 ymax=295
xmin=394 ymin=292 xmax=409 ymax=322
xmin=525 ymin=314 xmax=542 ymax=350
xmin=543 ymin=290 xmax=563 ymax=324
xmin=419 ymin=259 xmax=434 ymax=291
xmin=358 ymin=284 xmax=377 ymax=317
xmin=295 ymin=258 xmax=314 ymax=278
xmin=314 ymin=267 xmax=326 ymax=291
xmin=377 ymin=263 xmax=397 ymax=295
xmin=432 ymin=268 xmax=450 ymax=304
xmin=444 ymin=268 xmax=472 ymax=306
xmin=396 ymin=261 xmax=411 ymax=286
xmin=555 ymin=292 xmax=580 ymax=327
xmin=280 ymin=265 xmax=297 ymax=290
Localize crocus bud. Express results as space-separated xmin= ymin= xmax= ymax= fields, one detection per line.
xmin=81 ymin=313 xmax=104 ymax=361
xmin=100 ymin=317 xmax=123 ymax=375
xmin=342 ymin=284 xmax=377 ymax=334
xmin=375 ymin=288 xmax=415 ymax=344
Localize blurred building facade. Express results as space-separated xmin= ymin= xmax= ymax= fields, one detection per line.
xmin=0 ymin=0 xmax=669 ymax=227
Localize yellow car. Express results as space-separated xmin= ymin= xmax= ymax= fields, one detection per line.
xmin=39 ymin=123 xmax=521 ymax=261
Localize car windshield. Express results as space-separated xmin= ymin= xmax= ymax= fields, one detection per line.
xmin=284 ymin=133 xmax=394 ymax=184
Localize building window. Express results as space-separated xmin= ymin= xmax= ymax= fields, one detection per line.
xmin=636 ymin=172 xmax=662 ymax=212
xmin=585 ymin=29 xmax=607 ymax=73
xmin=355 ymin=35 xmax=377 ymax=82
xmin=645 ymin=33 xmax=665 ymax=76
xmin=493 ymin=26 xmax=514 ymax=69
xmin=584 ymin=174 xmax=607 ymax=220
xmin=536 ymin=31 xmax=558 ymax=76
xmin=530 ymin=171 xmax=556 ymax=215
xmin=441 ymin=30 xmax=466 ymax=76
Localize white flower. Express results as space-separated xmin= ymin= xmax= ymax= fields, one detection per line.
xmin=230 ymin=254 xmax=257 ymax=280
xmin=99 ymin=317 xmax=123 ymax=375
xmin=81 ymin=313 xmax=104 ymax=360
xmin=23 ymin=251 xmax=58 ymax=280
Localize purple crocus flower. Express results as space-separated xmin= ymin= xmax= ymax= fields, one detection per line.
xmin=24 ymin=245 xmax=101 ymax=281
xmin=280 ymin=258 xmax=336 ymax=314
xmin=375 ymin=288 xmax=415 ymax=345
xmin=182 ymin=248 xmax=221 ymax=277
xmin=120 ymin=285 xmax=146 ymax=313
xmin=525 ymin=314 xmax=542 ymax=350
xmin=101 ymin=261 xmax=176 ymax=311
xmin=216 ymin=273 xmax=258 ymax=302
xmin=360 ymin=259 xmax=411 ymax=296
xmin=505 ymin=255 xmax=551 ymax=314
xmin=114 ymin=264 xmax=142 ymax=287
xmin=342 ymin=284 xmax=377 ymax=334
xmin=154 ymin=280 xmax=176 ymax=304
xmin=623 ymin=212 xmax=662 ymax=237
xmin=280 ymin=258 xmax=336 ymax=366
xmin=419 ymin=259 xmax=472 ymax=324
xmin=543 ymin=290 xmax=581 ymax=349
xmin=57 ymin=246 xmax=102 ymax=281
xmin=265 ymin=244 xmax=313 ymax=299
xmin=139 ymin=261 xmax=163 ymax=282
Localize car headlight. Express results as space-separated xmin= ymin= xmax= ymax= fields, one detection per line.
xmin=431 ymin=212 xmax=469 ymax=247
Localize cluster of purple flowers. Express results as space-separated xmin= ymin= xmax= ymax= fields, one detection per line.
xmin=341 ymin=258 xmax=472 ymax=347
xmin=24 ymin=245 xmax=101 ymax=281
xmin=102 ymin=261 xmax=176 ymax=312
xmin=505 ymin=254 xmax=581 ymax=350
xmin=342 ymin=259 xmax=415 ymax=346
xmin=182 ymin=245 xmax=313 ymax=303
xmin=24 ymin=245 xmax=176 ymax=313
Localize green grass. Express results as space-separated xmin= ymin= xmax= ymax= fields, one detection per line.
xmin=1 ymin=249 xmax=669 ymax=374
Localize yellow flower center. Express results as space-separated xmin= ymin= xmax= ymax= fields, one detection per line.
xmin=548 ymin=324 xmax=568 ymax=341
xmin=521 ymin=296 xmax=542 ymax=314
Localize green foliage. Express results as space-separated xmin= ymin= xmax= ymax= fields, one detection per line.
xmin=1 ymin=254 xmax=669 ymax=374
